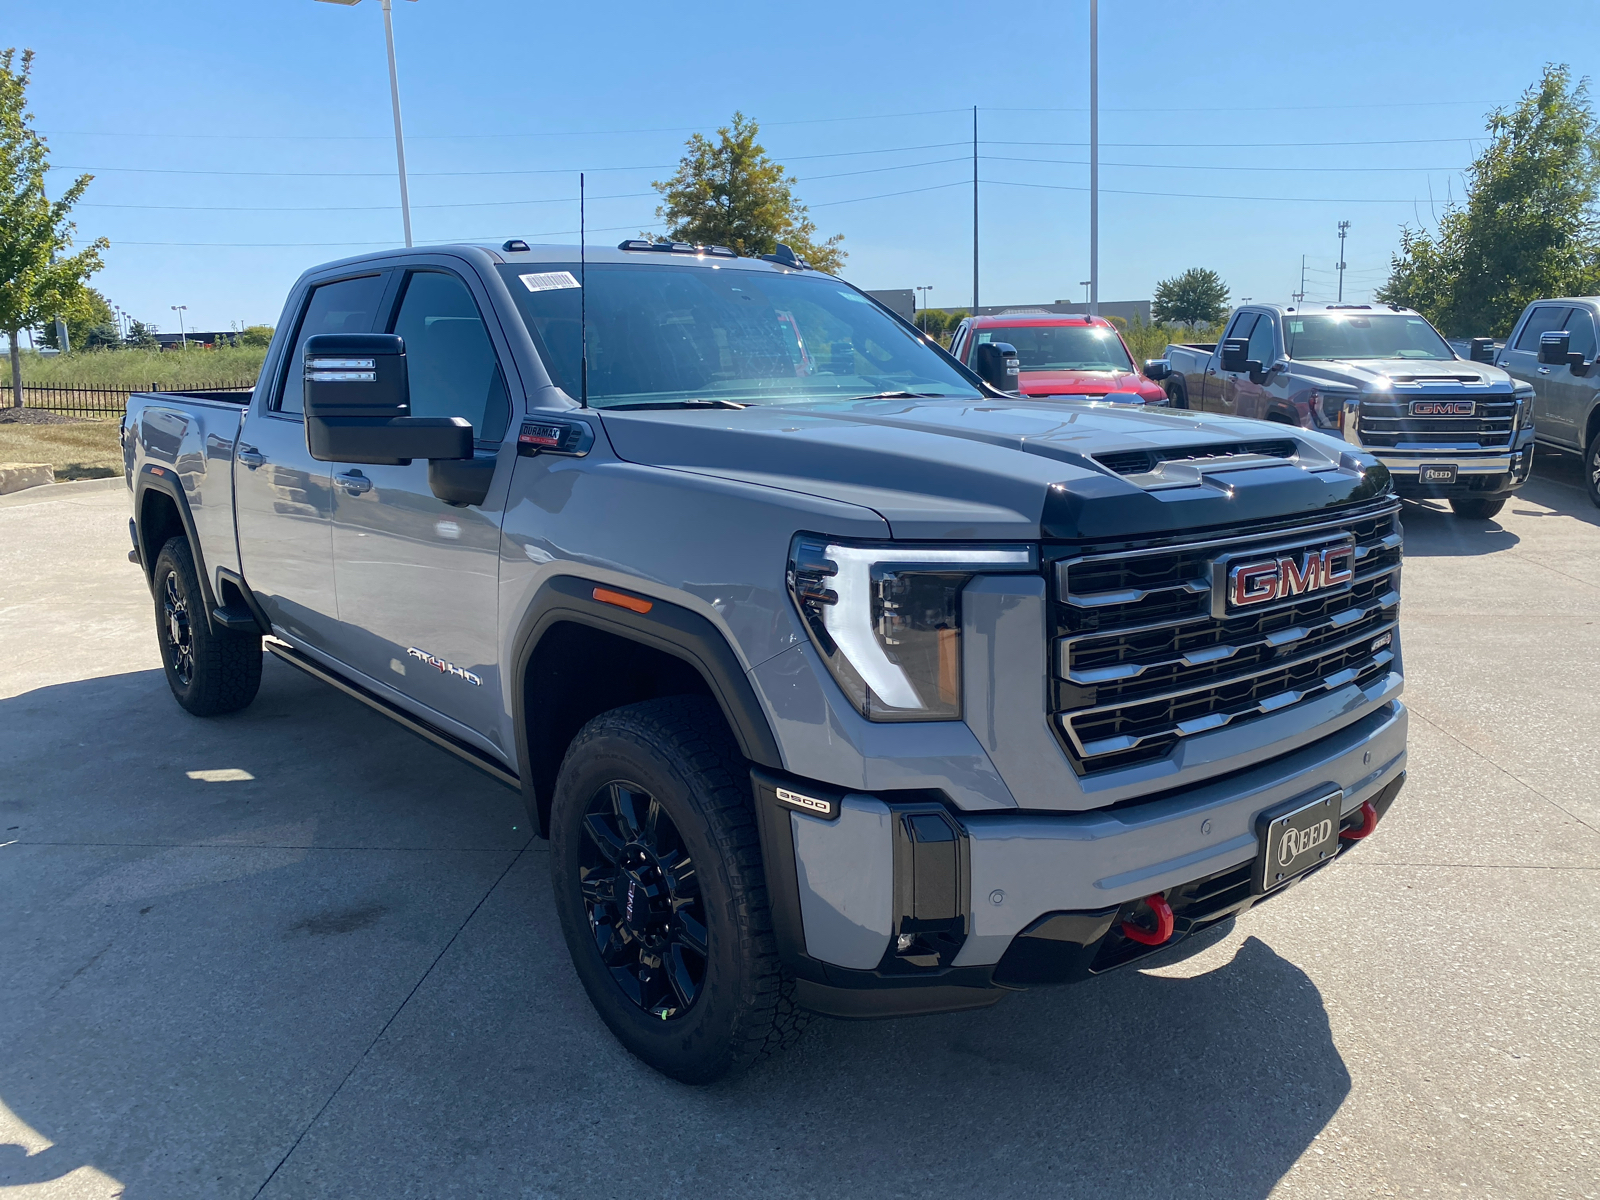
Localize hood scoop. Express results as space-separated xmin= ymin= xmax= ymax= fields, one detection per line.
xmin=1094 ymin=438 xmax=1298 ymax=477
xmin=1388 ymin=374 xmax=1484 ymax=385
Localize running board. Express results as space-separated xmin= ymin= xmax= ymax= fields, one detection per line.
xmin=263 ymin=638 xmax=520 ymax=791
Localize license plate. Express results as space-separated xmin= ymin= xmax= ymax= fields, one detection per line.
xmin=1255 ymin=790 xmax=1341 ymax=892
xmin=1419 ymin=463 xmax=1458 ymax=484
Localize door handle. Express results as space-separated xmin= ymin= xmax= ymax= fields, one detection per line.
xmin=336 ymin=470 xmax=373 ymax=495
xmin=237 ymin=445 xmax=265 ymax=469
xmin=1537 ymin=367 xmax=1550 ymax=375
xmin=1498 ymin=360 xmax=1510 ymax=367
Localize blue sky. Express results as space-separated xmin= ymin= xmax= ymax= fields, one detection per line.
xmin=15 ymin=0 xmax=1600 ymax=333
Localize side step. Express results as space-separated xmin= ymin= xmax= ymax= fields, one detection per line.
xmin=263 ymin=638 xmax=520 ymax=791
xmin=211 ymin=604 xmax=264 ymax=632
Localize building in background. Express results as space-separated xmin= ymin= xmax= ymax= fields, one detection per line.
xmin=865 ymin=289 xmax=916 ymax=321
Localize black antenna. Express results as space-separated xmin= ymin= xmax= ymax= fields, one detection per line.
xmin=579 ymin=172 xmax=589 ymax=407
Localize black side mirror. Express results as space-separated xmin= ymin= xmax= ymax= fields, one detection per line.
xmin=1538 ymin=331 xmax=1572 ymax=365
xmin=1220 ymin=338 xmax=1249 ymax=374
xmin=302 ymin=333 xmax=472 ymax=465
xmin=1144 ymin=357 xmax=1171 ymax=381
xmin=974 ymin=342 xmax=1021 ymax=392
xmin=1468 ymin=337 xmax=1496 ymax=364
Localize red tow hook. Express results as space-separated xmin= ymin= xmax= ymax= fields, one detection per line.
xmin=1340 ymin=800 xmax=1379 ymax=841
xmin=1120 ymin=893 xmax=1175 ymax=946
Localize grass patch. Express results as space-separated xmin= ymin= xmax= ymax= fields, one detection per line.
xmin=0 ymin=419 xmax=124 ymax=480
xmin=10 ymin=346 xmax=265 ymax=389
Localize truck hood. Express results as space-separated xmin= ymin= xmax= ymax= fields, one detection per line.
xmin=597 ymin=397 xmax=1390 ymax=541
xmin=1017 ymin=367 xmax=1162 ymax=401
xmin=1287 ymin=357 xmax=1517 ymax=391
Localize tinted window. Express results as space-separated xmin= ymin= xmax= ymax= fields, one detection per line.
xmin=496 ymin=263 xmax=978 ymax=408
xmin=391 ymin=271 xmax=510 ymax=441
xmin=1225 ymin=312 xmax=1258 ymax=343
xmin=972 ymin=323 xmax=1133 ymax=371
xmin=1564 ymin=308 xmax=1597 ymax=359
xmin=1514 ymin=306 xmax=1574 ymax=351
xmin=1247 ymin=314 xmax=1276 ymax=364
xmin=276 ymin=274 xmax=386 ymax=414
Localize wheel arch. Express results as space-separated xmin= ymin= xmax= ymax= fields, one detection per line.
xmin=134 ymin=465 xmax=219 ymax=626
xmin=511 ymin=575 xmax=784 ymax=837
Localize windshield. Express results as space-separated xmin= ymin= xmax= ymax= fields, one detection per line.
xmin=974 ymin=324 xmax=1133 ymax=372
xmin=496 ymin=262 xmax=979 ymax=407
xmin=1284 ymin=313 xmax=1455 ymax=361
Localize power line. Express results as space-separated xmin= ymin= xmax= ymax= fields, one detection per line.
xmin=981 ymin=153 xmax=1469 ymax=174
xmin=984 ymin=178 xmax=1426 ymax=204
xmin=112 ymin=221 xmax=660 ymax=248
xmin=987 ymin=135 xmax=1484 ymax=149
xmin=987 ymin=99 xmax=1490 ymax=113
xmin=81 ymin=191 xmax=656 ymax=213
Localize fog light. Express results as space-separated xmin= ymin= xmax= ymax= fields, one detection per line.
xmin=896 ymin=933 xmax=914 ymax=952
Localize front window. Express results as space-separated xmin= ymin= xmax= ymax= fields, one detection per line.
xmin=496 ymin=263 xmax=979 ymax=408
xmin=973 ymin=324 xmax=1134 ymax=372
xmin=1284 ymin=313 xmax=1455 ymax=361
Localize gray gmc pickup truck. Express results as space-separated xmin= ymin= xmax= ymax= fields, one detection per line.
xmin=122 ymin=241 xmax=1408 ymax=1082
xmin=1152 ymin=303 xmax=1535 ymax=519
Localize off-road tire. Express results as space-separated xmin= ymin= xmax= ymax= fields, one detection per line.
xmin=549 ymin=696 xmax=808 ymax=1084
xmin=1449 ymin=497 xmax=1506 ymax=520
xmin=152 ymin=536 xmax=262 ymax=716
xmin=1587 ymin=429 xmax=1600 ymax=509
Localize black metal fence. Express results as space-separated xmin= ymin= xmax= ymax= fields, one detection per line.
xmin=0 ymin=380 xmax=257 ymax=419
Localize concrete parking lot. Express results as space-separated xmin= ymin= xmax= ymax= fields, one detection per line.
xmin=2 ymin=452 xmax=1597 ymax=1199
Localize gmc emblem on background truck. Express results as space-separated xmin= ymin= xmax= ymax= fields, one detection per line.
xmin=1410 ymin=400 xmax=1476 ymax=416
xmin=1216 ymin=539 xmax=1356 ymax=614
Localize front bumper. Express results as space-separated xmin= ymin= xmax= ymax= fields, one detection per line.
xmin=754 ymin=699 xmax=1408 ymax=1018
xmin=1377 ymin=431 xmax=1536 ymax=498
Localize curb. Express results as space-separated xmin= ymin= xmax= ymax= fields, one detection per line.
xmin=0 ymin=475 xmax=127 ymax=509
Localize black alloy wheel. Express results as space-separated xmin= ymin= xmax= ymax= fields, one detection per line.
xmin=579 ymin=779 xmax=707 ymax=1020
xmin=162 ymin=570 xmax=196 ymax=686
xmin=1587 ymin=429 xmax=1600 ymax=509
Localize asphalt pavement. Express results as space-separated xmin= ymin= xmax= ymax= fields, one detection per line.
xmin=1 ymin=452 xmax=1596 ymax=1199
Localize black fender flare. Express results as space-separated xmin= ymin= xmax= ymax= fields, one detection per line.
xmin=510 ymin=574 xmax=785 ymax=835
xmin=133 ymin=463 xmax=220 ymax=632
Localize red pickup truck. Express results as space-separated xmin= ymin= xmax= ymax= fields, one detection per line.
xmin=947 ymin=312 xmax=1167 ymax=404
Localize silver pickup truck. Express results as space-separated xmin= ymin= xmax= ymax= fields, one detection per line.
xmin=121 ymin=241 xmax=1408 ymax=1082
xmin=1489 ymin=297 xmax=1600 ymax=507
xmin=1150 ymin=303 xmax=1536 ymax=519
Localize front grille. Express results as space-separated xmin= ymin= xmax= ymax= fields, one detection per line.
xmin=1357 ymin=395 xmax=1515 ymax=450
xmin=1048 ymin=499 xmax=1401 ymax=776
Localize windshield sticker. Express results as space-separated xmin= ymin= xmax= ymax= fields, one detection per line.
xmin=520 ymin=271 xmax=581 ymax=292
xmin=836 ymin=290 xmax=871 ymax=303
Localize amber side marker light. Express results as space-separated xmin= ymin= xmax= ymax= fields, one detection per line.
xmin=593 ymin=586 xmax=653 ymax=614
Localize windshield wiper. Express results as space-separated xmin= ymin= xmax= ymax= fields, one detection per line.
xmin=604 ymin=399 xmax=749 ymax=410
xmin=842 ymin=390 xmax=967 ymax=401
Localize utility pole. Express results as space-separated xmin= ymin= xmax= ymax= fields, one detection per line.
xmin=972 ymin=106 xmax=979 ymax=311
xmin=1293 ymin=255 xmax=1306 ymax=305
xmin=1088 ymin=0 xmax=1099 ymax=316
xmin=1336 ymin=221 xmax=1350 ymax=303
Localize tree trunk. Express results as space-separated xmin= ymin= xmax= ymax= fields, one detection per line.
xmin=7 ymin=330 xmax=21 ymax=408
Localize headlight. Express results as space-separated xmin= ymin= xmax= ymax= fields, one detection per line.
xmin=1310 ymin=389 xmax=1358 ymax=430
xmin=1515 ymin=386 xmax=1535 ymax=428
xmin=788 ymin=535 xmax=1037 ymax=721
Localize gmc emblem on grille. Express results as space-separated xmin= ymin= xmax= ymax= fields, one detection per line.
xmin=1213 ymin=538 xmax=1356 ymax=616
xmin=1410 ymin=400 xmax=1475 ymax=416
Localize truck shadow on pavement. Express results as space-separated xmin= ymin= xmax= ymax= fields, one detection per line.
xmin=0 ymin=662 xmax=1350 ymax=1199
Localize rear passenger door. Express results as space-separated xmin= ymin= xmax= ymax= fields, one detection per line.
xmin=326 ymin=263 xmax=518 ymax=749
xmin=1542 ymin=305 xmax=1599 ymax=447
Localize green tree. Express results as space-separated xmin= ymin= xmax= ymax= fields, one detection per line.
xmin=1151 ymin=268 xmax=1230 ymax=327
xmin=1378 ymin=64 xmax=1600 ymax=337
xmin=125 ymin=318 xmax=157 ymax=348
xmin=651 ymin=113 xmax=845 ymax=274
xmin=0 ymin=48 xmax=107 ymax=402
xmin=38 ymin=285 xmax=116 ymax=350
xmin=239 ymin=323 xmax=275 ymax=347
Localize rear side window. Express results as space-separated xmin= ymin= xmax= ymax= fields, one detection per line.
xmin=1514 ymin=306 xmax=1573 ymax=351
xmin=275 ymin=274 xmax=386 ymax=415
xmin=390 ymin=271 xmax=511 ymax=442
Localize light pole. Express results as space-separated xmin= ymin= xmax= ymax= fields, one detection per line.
xmin=915 ymin=286 xmax=934 ymax=329
xmin=1088 ymin=0 xmax=1099 ymax=317
xmin=1080 ymin=280 xmax=1091 ymax=307
xmin=171 ymin=305 xmax=188 ymax=348
xmin=315 ymin=0 xmax=416 ymax=248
